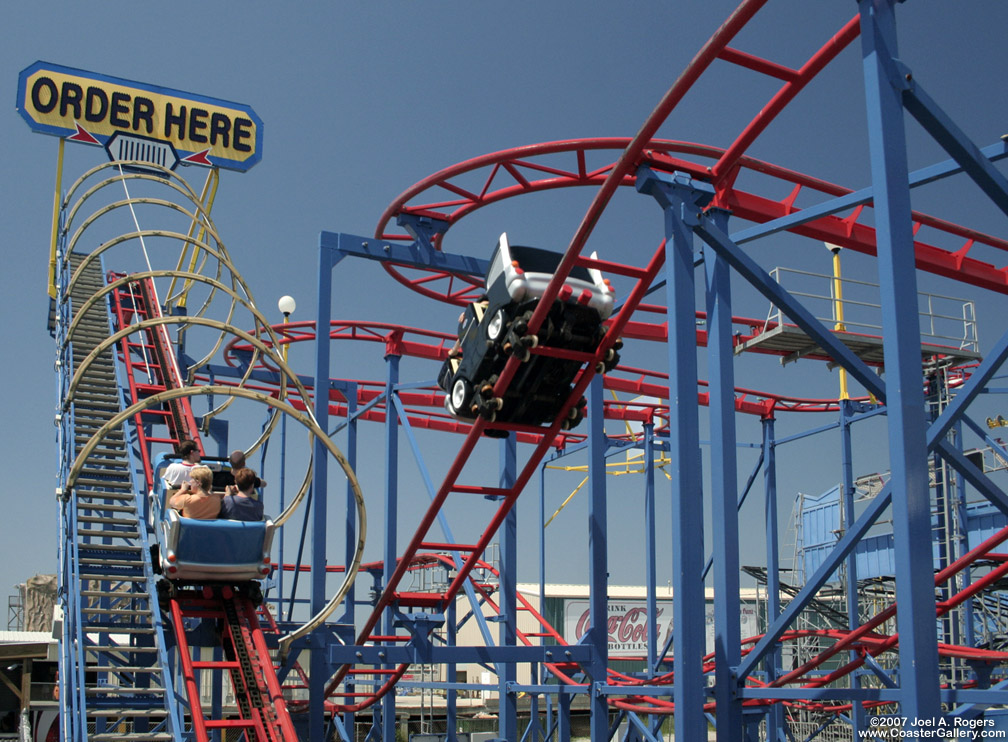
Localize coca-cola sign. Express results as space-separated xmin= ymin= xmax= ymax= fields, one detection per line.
xmin=565 ymin=600 xmax=673 ymax=657
xmin=564 ymin=598 xmax=759 ymax=657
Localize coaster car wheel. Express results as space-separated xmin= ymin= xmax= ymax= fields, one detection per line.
xmin=487 ymin=308 xmax=508 ymax=342
xmin=449 ymin=378 xmax=472 ymax=416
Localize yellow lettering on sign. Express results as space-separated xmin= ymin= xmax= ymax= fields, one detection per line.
xmin=23 ymin=69 xmax=258 ymax=161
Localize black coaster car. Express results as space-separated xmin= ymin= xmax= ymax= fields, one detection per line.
xmin=438 ymin=233 xmax=619 ymax=432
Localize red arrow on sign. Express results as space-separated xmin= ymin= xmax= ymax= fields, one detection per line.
xmin=68 ymin=122 xmax=99 ymax=145
xmin=182 ymin=149 xmax=212 ymax=166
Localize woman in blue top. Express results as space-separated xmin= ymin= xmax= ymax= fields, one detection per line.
xmin=221 ymin=467 xmax=265 ymax=521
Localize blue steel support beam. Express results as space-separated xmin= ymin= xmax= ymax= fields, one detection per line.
xmin=382 ymin=352 xmax=401 ymax=742
xmin=587 ymin=374 xmax=610 ymax=742
xmin=930 ymin=377 xmax=955 ymax=649
xmin=499 ymin=434 xmax=518 ymax=742
xmin=934 ymin=439 xmax=1008 ymax=517
xmin=636 ymin=167 xmax=711 ymax=739
xmin=447 ymin=599 xmax=458 ymax=742
xmin=744 ymin=348 xmax=1008 ymax=683
xmin=310 ymin=237 xmax=336 ymax=742
xmin=397 ymin=212 xmax=451 ymax=251
xmin=319 ymin=230 xmax=489 ymax=277
xmin=861 ymin=0 xmax=940 ymax=717
xmin=738 ymin=485 xmax=893 ymax=679
xmin=840 ymin=401 xmax=866 ymax=736
xmin=341 ymin=383 xmax=359 ymax=626
xmin=277 ymin=413 xmax=288 ymax=620
xmin=899 ymin=73 xmax=1008 ymax=217
xmin=342 ymin=384 xmax=358 ymax=739
xmin=558 ymin=692 xmax=572 ymax=742
xmin=643 ymin=422 xmax=658 ymax=677
xmin=390 ymin=392 xmax=502 ymax=659
xmin=953 ymin=421 xmax=976 ymax=650
xmin=704 ymin=207 xmax=743 ymax=738
xmin=929 ymin=325 xmax=1008 ymax=444
xmin=762 ymin=417 xmax=784 ymax=741
xmin=730 ymin=139 xmax=1008 ymax=245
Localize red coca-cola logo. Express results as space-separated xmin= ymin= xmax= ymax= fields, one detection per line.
xmin=574 ymin=605 xmax=663 ymax=645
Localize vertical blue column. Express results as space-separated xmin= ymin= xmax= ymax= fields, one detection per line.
xmin=643 ymin=422 xmax=657 ymax=677
xmin=558 ymin=692 xmax=572 ymax=742
xmin=860 ymin=0 xmax=941 ymax=717
xmin=276 ymin=411 xmax=288 ymax=620
xmin=382 ymin=352 xmax=400 ymax=742
xmin=447 ymin=597 xmax=458 ymax=742
xmin=928 ymin=375 xmax=956 ymax=650
xmin=499 ymin=434 xmax=518 ymax=741
xmin=703 ymin=207 xmax=742 ymax=738
xmin=343 ymin=384 xmax=359 ymax=738
xmin=537 ymin=463 xmax=548 ymax=742
xmin=278 ymin=413 xmax=286 ymax=619
xmin=839 ymin=401 xmax=865 ymax=735
xmin=311 ymin=240 xmax=335 ymax=742
xmin=762 ymin=416 xmax=784 ymax=740
xmin=644 ymin=422 xmax=664 ymax=739
xmin=587 ymin=374 xmax=610 ymax=742
xmin=636 ymin=168 xmax=709 ymax=740
xmin=953 ymin=421 xmax=975 ymax=648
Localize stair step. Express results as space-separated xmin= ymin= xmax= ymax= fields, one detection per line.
xmin=75 ymin=496 xmax=135 ymax=507
xmin=77 ymin=447 xmax=129 ymax=460
xmin=90 ymin=645 xmax=159 ymax=655
xmin=77 ymin=503 xmax=137 ymax=514
xmin=82 ymin=608 xmax=151 ymax=618
xmin=85 ymin=625 xmax=155 ymax=635
xmin=77 ymin=528 xmax=140 ymax=539
xmin=77 ymin=562 xmax=143 ymax=575
xmin=91 ymin=665 xmax=160 ymax=674
xmin=81 ymin=590 xmax=150 ymax=600
xmin=87 ymin=708 xmax=166 ymax=718
xmin=77 ymin=497 xmax=135 ymax=506
xmin=77 ymin=543 xmax=142 ymax=554
xmin=85 ymin=686 xmax=163 ymax=695
xmin=78 ymin=470 xmax=131 ymax=480
xmin=78 ymin=515 xmax=138 ymax=526
xmin=75 ymin=480 xmax=132 ymax=491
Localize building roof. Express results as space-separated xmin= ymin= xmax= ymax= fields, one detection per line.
xmin=0 ymin=631 xmax=56 ymax=661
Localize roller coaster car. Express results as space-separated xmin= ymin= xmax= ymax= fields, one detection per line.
xmin=157 ymin=511 xmax=274 ymax=583
xmin=150 ymin=453 xmax=274 ymax=584
xmin=438 ymin=233 xmax=619 ymax=431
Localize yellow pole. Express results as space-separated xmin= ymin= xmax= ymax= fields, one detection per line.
xmin=169 ymin=167 xmax=219 ymax=309
xmin=47 ymin=138 xmax=66 ymax=299
xmin=830 ymin=246 xmax=849 ymax=400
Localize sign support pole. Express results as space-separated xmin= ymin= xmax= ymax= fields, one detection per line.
xmin=47 ymin=137 xmax=65 ymax=299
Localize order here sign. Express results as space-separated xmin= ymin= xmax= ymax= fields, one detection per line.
xmin=16 ymin=61 xmax=263 ymax=172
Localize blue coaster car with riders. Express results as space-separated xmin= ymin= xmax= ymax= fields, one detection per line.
xmin=149 ymin=453 xmax=274 ymax=594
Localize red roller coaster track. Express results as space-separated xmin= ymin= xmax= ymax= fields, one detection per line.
xmin=223 ymin=0 xmax=1007 ymax=722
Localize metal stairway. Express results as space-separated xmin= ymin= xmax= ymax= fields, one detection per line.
xmin=63 ymin=252 xmax=180 ymax=742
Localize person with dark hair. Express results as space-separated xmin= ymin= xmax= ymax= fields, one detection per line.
xmin=169 ymin=465 xmax=221 ymax=519
xmin=227 ymin=450 xmax=267 ymax=489
xmin=221 ymin=468 xmax=265 ymax=521
xmin=163 ymin=440 xmax=201 ymax=489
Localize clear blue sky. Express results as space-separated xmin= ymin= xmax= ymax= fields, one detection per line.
xmin=3 ymin=2 xmax=1007 ymax=603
